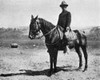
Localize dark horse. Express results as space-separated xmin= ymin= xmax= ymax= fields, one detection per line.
xmin=28 ymin=15 xmax=88 ymax=74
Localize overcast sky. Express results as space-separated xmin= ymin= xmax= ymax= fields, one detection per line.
xmin=0 ymin=0 xmax=100 ymax=29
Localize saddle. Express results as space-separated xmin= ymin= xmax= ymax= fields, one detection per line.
xmin=57 ymin=25 xmax=64 ymax=40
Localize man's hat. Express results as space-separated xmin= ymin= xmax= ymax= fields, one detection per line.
xmin=60 ymin=1 xmax=68 ymax=7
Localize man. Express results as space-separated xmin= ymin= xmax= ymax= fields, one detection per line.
xmin=57 ymin=1 xmax=71 ymax=53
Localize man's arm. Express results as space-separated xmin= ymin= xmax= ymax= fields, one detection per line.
xmin=57 ymin=15 xmax=61 ymax=26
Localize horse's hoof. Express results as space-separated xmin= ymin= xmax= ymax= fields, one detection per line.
xmin=76 ymin=67 xmax=82 ymax=71
xmin=47 ymin=69 xmax=53 ymax=76
xmin=83 ymin=68 xmax=87 ymax=72
xmin=83 ymin=69 xmax=86 ymax=72
xmin=47 ymin=73 xmax=52 ymax=77
xmin=83 ymin=65 xmax=88 ymax=72
xmin=47 ymin=71 xmax=52 ymax=76
xmin=78 ymin=66 xmax=82 ymax=69
xmin=54 ymin=69 xmax=57 ymax=73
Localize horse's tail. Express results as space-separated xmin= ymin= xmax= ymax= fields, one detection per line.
xmin=73 ymin=30 xmax=80 ymax=34
xmin=74 ymin=30 xmax=87 ymax=46
xmin=74 ymin=30 xmax=82 ymax=44
xmin=73 ymin=30 xmax=81 ymax=39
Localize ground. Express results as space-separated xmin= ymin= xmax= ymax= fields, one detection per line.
xmin=0 ymin=46 xmax=100 ymax=80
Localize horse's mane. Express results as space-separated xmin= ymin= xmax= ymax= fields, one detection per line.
xmin=39 ymin=18 xmax=55 ymax=28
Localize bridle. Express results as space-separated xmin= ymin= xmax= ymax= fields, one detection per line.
xmin=30 ymin=19 xmax=41 ymax=35
xmin=39 ymin=25 xmax=58 ymax=39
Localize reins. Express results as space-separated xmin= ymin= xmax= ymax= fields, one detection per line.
xmin=37 ymin=25 xmax=58 ymax=39
xmin=45 ymin=26 xmax=62 ymax=45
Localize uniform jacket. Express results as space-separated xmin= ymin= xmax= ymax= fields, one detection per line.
xmin=57 ymin=10 xmax=71 ymax=32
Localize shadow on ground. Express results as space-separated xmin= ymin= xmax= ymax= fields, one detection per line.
xmin=0 ymin=65 xmax=80 ymax=77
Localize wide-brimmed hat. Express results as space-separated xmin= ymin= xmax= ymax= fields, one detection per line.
xmin=60 ymin=1 xmax=68 ymax=7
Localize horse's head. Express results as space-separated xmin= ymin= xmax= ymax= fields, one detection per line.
xmin=29 ymin=15 xmax=41 ymax=39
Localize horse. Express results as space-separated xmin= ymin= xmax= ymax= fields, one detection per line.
xmin=28 ymin=15 xmax=88 ymax=75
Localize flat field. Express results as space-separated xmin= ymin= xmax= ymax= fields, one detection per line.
xmin=0 ymin=39 xmax=100 ymax=80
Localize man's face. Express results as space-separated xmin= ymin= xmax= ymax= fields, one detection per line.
xmin=61 ymin=6 xmax=67 ymax=11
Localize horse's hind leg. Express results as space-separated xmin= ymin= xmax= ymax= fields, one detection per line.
xmin=81 ymin=45 xmax=88 ymax=72
xmin=75 ymin=45 xmax=82 ymax=69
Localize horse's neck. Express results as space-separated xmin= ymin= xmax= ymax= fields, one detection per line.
xmin=39 ymin=18 xmax=55 ymax=35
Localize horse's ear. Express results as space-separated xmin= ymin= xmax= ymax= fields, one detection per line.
xmin=35 ymin=15 xmax=38 ymax=20
xmin=31 ymin=15 xmax=34 ymax=19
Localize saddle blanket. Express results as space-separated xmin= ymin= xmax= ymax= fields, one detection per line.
xmin=65 ymin=30 xmax=77 ymax=41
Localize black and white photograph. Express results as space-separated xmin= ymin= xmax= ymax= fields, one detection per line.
xmin=0 ymin=0 xmax=100 ymax=80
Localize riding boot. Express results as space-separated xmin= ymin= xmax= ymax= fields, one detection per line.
xmin=63 ymin=46 xmax=67 ymax=53
xmin=63 ymin=34 xmax=68 ymax=53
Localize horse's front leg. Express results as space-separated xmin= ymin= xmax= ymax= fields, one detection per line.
xmin=48 ymin=52 xmax=54 ymax=74
xmin=50 ymin=54 xmax=53 ymax=71
xmin=54 ymin=51 xmax=58 ymax=72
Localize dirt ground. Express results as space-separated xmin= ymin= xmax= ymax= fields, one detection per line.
xmin=0 ymin=47 xmax=100 ymax=80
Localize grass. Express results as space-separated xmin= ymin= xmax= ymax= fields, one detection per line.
xmin=0 ymin=28 xmax=45 ymax=49
xmin=0 ymin=38 xmax=45 ymax=49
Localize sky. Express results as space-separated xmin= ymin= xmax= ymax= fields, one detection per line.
xmin=0 ymin=0 xmax=100 ymax=29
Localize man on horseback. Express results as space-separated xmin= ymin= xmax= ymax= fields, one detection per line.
xmin=57 ymin=1 xmax=71 ymax=53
